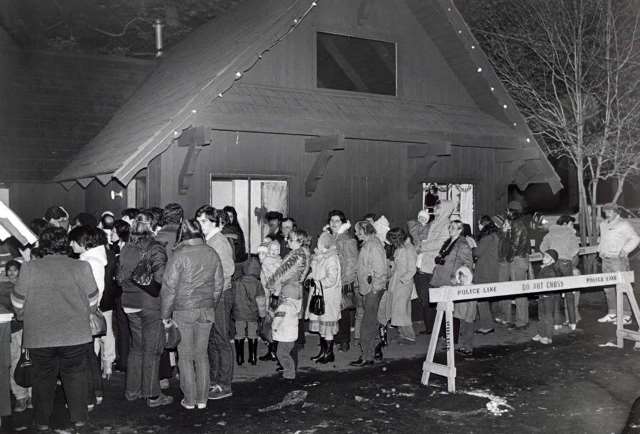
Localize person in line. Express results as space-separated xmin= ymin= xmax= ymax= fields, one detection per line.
xmin=258 ymin=240 xmax=283 ymax=362
xmin=12 ymin=227 xmax=99 ymax=430
xmin=306 ymin=232 xmax=342 ymax=364
xmin=222 ymin=206 xmax=249 ymax=274
xmin=117 ymin=212 xmax=172 ymax=407
xmin=351 ymin=221 xmax=387 ymax=367
xmin=195 ymin=206 xmax=235 ymax=401
xmin=496 ymin=201 xmax=530 ymax=329
xmin=408 ymin=210 xmax=431 ymax=333
xmin=232 ymin=258 xmax=266 ymax=366
xmin=378 ymin=228 xmax=418 ymax=344
xmin=473 ymin=216 xmax=501 ymax=335
xmin=265 ymin=211 xmax=287 ymax=258
xmin=597 ymin=203 xmax=640 ymax=325
xmin=539 ymin=215 xmax=580 ymax=330
xmin=0 ymin=260 xmax=31 ymax=413
xmin=325 ymin=210 xmax=358 ymax=353
xmin=69 ymin=226 xmax=109 ymax=409
xmin=430 ymin=220 xmax=474 ymax=353
xmin=418 ymin=200 xmax=458 ymax=333
xmin=120 ymin=208 xmax=139 ymax=227
xmin=161 ymin=219 xmax=223 ymax=410
xmin=532 ymin=250 xmax=562 ymax=345
xmin=266 ymin=230 xmax=310 ymax=379
xmin=110 ymin=219 xmax=131 ymax=372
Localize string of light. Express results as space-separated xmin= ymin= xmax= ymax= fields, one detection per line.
xmin=446 ymin=0 xmax=533 ymax=147
xmin=165 ymin=0 xmax=319 ymax=140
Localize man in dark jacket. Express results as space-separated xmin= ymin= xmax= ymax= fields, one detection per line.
xmin=154 ymin=203 xmax=183 ymax=259
xmin=496 ymin=201 xmax=531 ymax=329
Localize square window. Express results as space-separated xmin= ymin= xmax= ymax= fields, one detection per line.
xmin=317 ymin=32 xmax=396 ymax=96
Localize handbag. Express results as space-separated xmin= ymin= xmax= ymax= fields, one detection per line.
xmin=309 ymin=281 xmax=325 ymax=316
xmin=131 ymin=251 xmax=153 ymax=287
xmin=90 ymin=309 xmax=107 ymax=337
xmin=14 ymin=348 xmax=33 ymax=388
xmin=164 ymin=321 xmax=181 ymax=349
xmin=341 ymin=282 xmax=356 ymax=311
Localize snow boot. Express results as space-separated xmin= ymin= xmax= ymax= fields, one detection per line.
xmin=311 ymin=338 xmax=326 ymax=361
xmin=317 ymin=340 xmax=335 ymax=364
xmin=374 ymin=342 xmax=383 ymax=361
xmin=259 ymin=342 xmax=277 ymax=361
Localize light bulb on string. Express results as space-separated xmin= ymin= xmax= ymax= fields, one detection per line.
xmin=477 ymin=67 xmax=482 ymax=73
xmin=191 ymin=109 xmax=197 ymax=114
xmin=490 ymin=87 xmax=495 ymax=92
xmin=235 ymin=72 xmax=242 ymax=79
xmin=502 ymin=104 xmax=508 ymax=109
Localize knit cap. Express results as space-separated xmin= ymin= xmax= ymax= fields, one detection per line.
xmin=544 ymin=249 xmax=558 ymax=263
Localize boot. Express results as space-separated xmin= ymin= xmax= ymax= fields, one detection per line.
xmin=259 ymin=342 xmax=277 ymax=361
xmin=374 ymin=342 xmax=383 ymax=361
xmin=317 ymin=340 xmax=335 ymax=364
xmin=311 ymin=338 xmax=326 ymax=361
xmin=248 ymin=339 xmax=258 ymax=365
xmin=234 ymin=339 xmax=245 ymax=366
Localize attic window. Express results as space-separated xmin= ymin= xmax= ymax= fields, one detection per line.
xmin=316 ymin=32 xmax=396 ymax=96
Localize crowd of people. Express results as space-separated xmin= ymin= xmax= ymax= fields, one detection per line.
xmin=0 ymin=197 xmax=639 ymax=430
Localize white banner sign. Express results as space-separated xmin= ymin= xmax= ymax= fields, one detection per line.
xmin=429 ymin=271 xmax=635 ymax=303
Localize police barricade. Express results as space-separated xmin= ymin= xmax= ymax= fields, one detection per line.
xmin=421 ymin=270 xmax=636 ymax=393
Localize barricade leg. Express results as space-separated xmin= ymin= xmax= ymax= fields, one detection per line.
xmin=616 ymin=283 xmax=640 ymax=348
xmin=421 ymin=302 xmax=456 ymax=393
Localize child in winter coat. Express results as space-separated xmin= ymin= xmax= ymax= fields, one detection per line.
xmin=233 ymin=258 xmax=266 ymax=366
xmin=259 ymin=240 xmax=283 ymax=298
xmin=532 ymin=249 xmax=561 ymax=345
xmin=272 ymin=283 xmax=302 ymax=380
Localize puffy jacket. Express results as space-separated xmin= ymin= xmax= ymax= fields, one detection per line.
xmin=118 ymin=238 xmax=167 ymax=311
xmin=498 ymin=217 xmax=529 ymax=262
xmin=357 ymin=237 xmax=388 ymax=295
xmin=540 ymin=225 xmax=579 ymax=261
xmin=335 ymin=231 xmax=358 ymax=285
xmin=161 ymin=238 xmax=223 ymax=319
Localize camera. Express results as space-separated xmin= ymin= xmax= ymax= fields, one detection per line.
xmin=434 ymin=255 xmax=446 ymax=266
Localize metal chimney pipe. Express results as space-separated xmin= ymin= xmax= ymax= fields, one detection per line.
xmin=154 ymin=19 xmax=163 ymax=57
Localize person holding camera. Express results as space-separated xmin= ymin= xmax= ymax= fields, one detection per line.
xmin=350 ymin=221 xmax=388 ymax=367
xmin=429 ymin=220 xmax=474 ymax=350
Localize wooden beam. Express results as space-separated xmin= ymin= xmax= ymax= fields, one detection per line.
xmin=177 ymin=126 xmax=211 ymax=195
xmin=496 ymin=148 xmax=540 ymax=163
xmin=305 ymin=149 xmax=335 ymax=197
xmin=495 ymin=161 xmax=525 ymax=198
xmin=408 ymin=156 xmax=443 ymax=197
xmin=408 ymin=143 xmax=452 ymax=159
xmin=59 ymin=181 xmax=76 ymax=191
xmin=304 ymin=134 xmax=345 ymax=153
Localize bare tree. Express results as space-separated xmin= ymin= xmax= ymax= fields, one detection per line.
xmin=464 ymin=0 xmax=640 ymax=250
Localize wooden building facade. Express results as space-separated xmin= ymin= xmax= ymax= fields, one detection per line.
xmin=53 ymin=0 xmax=561 ymax=249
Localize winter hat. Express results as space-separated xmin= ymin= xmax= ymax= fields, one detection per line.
xmin=544 ymin=249 xmax=559 ymax=263
xmin=507 ymin=201 xmax=523 ymax=212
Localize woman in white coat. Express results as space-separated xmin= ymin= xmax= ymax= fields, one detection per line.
xmin=306 ymin=232 xmax=342 ymax=364
xmin=378 ymin=228 xmax=418 ymax=343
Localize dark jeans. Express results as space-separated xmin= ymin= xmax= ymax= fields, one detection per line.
xmin=31 ymin=343 xmax=88 ymax=425
xmin=335 ymin=283 xmax=355 ymax=344
xmin=208 ymin=291 xmax=234 ymax=389
xmin=414 ymin=272 xmax=436 ymax=334
xmin=126 ymin=309 xmax=164 ymax=398
xmin=113 ymin=298 xmax=130 ymax=370
xmin=360 ymin=291 xmax=383 ymax=361
xmin=86 ymin=341 xmax=103 ymax=403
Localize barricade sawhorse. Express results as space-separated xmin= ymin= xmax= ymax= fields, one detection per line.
xmin=421 ymin=271 xmax=636 ymax=393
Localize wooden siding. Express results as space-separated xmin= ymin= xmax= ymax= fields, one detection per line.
xmin=154 ymin=131 xmax=497 ymax=234
xmin=8 ymin=182 xmax=85 ymax=223
xmin=244 ymin=0 xmax=478 ymax=108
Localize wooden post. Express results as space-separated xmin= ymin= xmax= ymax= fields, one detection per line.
xmin=616 ymin=283 xmax=640 ymax=348
xmin=421 ymin=301 xmax=456 ymax=392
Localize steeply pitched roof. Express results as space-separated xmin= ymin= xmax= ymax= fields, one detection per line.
xmin=54 ymin=0 xmax=561 ymax=194
xmin=54 ymin=0 xmax=312 ymax=184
